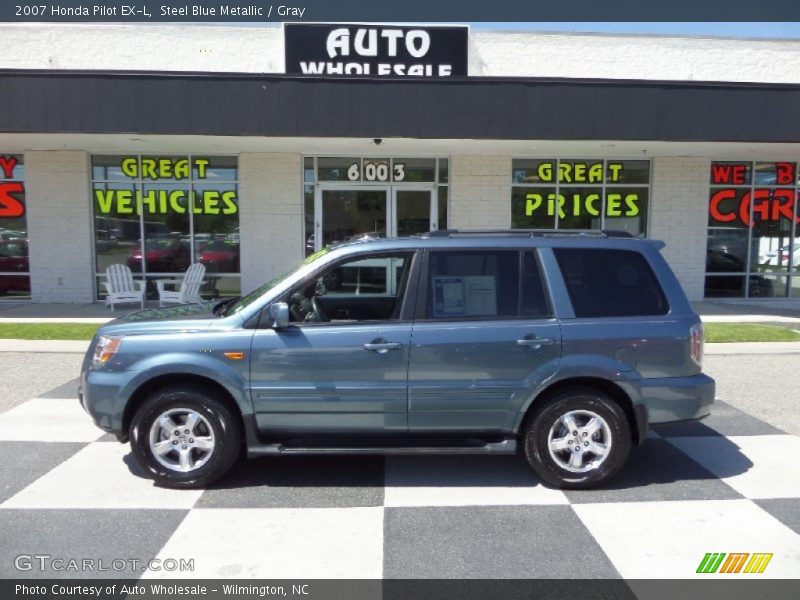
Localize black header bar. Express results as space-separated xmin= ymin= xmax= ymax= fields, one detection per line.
xmin=2 ymin=70 xmax=800 ymax=142
xmin=2 ymin=1 xmax=800 ymax=22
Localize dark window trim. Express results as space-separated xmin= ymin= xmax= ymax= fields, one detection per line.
xmin=521 ymin=249 xmax=555 ymax=320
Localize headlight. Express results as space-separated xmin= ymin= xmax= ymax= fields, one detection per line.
xmin=92 ymin=335 xmax=124 ymax=367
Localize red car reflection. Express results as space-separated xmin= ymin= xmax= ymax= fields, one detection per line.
xmin=0 ymin=239 xmax=30 ymax=294
xmin=199 ymin=241 xmax=240 ymax=273
xmin=127 ymin=238 xmax=191 ymax=273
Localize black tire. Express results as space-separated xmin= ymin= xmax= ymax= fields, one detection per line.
xmin=523 ymin=387 xmax=632 ymax=489
xmin=129 ymin=384 xmax=242 ymax=489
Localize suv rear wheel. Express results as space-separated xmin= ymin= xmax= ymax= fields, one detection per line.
xmin=523 ymin=387 xmax=631 ymax=489
xmin=129 ymin=384 xmax=242 ymax=489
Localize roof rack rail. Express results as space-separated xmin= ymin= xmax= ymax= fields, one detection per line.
xmin=419 ymin=229 xmax=634 ymax=239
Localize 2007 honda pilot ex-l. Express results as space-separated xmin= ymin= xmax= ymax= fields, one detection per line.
xmin=80 ymin=230 xmax=714 ymax=490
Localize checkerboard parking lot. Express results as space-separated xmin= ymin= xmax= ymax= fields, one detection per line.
xmin=1 ymin=376 xmax=799 ymax=581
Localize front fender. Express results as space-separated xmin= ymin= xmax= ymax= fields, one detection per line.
xmin=119 ymin=352 xmax=253 ymax=417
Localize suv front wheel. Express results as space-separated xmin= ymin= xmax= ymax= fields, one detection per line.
xmin=523 ymin=387 xmax=631 ymax=489
xmin=129 ymin=384 xmax=242 ymax=489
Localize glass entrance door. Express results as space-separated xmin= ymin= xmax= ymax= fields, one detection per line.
xmin=392 ymin=188 xmax=437 ymax=237
xmin=316 ymin=187 xmax=389 ymax=250
xmin=314 ymin=185 xmax=436 ymax=252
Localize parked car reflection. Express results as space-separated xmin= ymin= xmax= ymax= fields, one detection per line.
xmin=126 ymin=238 xmax=190 ymax=273
xmin=199 ymin=240 xmax=240 ymax=273
xmin=705 ymin=249 xmax=773 ymax=297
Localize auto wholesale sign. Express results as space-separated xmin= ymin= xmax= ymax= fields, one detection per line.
xmin=284 ymin=23 xmax=468 ymax=78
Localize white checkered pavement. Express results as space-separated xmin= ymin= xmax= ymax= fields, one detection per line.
xmin=0 ymin=393 xmax=798 ymax=580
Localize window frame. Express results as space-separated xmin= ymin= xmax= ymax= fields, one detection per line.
xmin=510 ymin=157 xmax=652 ymax=236
xmin=0 ymin=153 xmax=29 ymax=300
xmin=90 ymin=153 xmax=241 ymax=301
xmin=414 ymin=248 xmax=555 ymax=323
xmin=705 ymin=159 xmax=799 ymax=299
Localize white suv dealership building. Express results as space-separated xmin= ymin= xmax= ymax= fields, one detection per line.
xmin=1 ymin=23 xmax=800 ymax=303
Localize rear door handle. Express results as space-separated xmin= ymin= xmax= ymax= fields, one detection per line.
xmin=517 ymin=337 xmax=555 ymax=349
xmin=364 ymin=341 xmax=403 ymax=353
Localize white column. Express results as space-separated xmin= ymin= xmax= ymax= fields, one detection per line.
xmin=649 ymin=156 xmax=710 ymax=301
xmin=449 ymin=155 xmax=511 ymax=229
xmin=238 ymin=153 xmax=303 ymax=295
xmin=26 ymin=151 xmax=95 ymax=303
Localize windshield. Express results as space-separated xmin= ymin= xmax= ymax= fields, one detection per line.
xmin=223 ymin=247 xmax=332 ymax=317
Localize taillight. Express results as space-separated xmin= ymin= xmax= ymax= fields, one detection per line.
xmin=690 ymin=323 xmax=704 ymax=366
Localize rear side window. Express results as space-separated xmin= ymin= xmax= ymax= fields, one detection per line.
xmin=427 ymin=251 xmax=520 ymax=319
xmin=425 ymin=250 xmax=551 ymax=320
xmin=554 ymin=248 xmax=668 ymax=318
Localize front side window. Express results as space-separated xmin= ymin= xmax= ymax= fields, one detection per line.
xmin=554 ymin=248 xmax=668 ymax=318
xmin=288 ymin=252 xmax=413 ymax=323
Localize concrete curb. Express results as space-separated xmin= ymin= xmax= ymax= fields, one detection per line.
xmin=0 ymin=318 xmax=111 ymax=324
xmin=704 ymin=342 xmax=800 ymax=355
xmin=0 ymin=339 xmax=91 ymax=353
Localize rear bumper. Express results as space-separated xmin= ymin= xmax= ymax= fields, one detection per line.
xmin=637 ymin=372 xmax=716 ymax=425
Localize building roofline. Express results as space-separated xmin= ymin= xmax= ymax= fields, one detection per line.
xmin=2 ymin=67 xmax=800 ymax=91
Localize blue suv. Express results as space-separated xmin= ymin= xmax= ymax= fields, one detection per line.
xmin=80 ymin=230 xmax=714 ymax=489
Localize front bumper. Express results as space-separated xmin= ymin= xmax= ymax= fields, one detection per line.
xmin=80 ymin=367 xmax=138 ymax=441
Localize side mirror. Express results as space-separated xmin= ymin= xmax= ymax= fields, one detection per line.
xmin=267 ymin=302 xmax=290 ymax=329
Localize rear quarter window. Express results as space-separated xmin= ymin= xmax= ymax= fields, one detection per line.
xmin=554 ymin=248 xmax=668 ymax=318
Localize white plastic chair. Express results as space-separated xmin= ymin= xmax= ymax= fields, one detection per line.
xmin=103 ymin=264 xmax=145 ymax=311
xmin=156 ymin=263 xmax=206 ymax=307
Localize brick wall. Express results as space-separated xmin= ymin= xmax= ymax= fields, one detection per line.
xmin=26 ymin=151 xmax=95 ymax=303
xmin=649 ymin=156 xmax=710 ymax=301
xmin=449 ymin=155 xmax=511 ymax=229
xmin=238 ymin=153 xmax=303 ymax=295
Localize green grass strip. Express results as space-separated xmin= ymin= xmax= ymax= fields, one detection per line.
xmin=0 ymin=323 xmax=101 ymax=340
xmin=704 ymin=323 xmax=800 ymax=343
xmin=0 ymin=321 xmax=799 ymax=344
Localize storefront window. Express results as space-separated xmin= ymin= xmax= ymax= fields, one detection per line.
xmin=705 ymin=161 xmax=799 ymax=298
xmin=510 ymin=159 xmax=650 ymax=235
xmin=91 ymin=155 xmax=240 ymax=300
xmin=0 ymin=154 xmax=29 ymax=299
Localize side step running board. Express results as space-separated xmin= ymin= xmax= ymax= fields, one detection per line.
xmin=248 ymin=438 xmax=517 ymax=457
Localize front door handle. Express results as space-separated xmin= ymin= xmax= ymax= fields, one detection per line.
xmin=364 ymin=341 xmax=403 ymax=353
xmin=517 ymin=337 xmax=555 ymax=349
